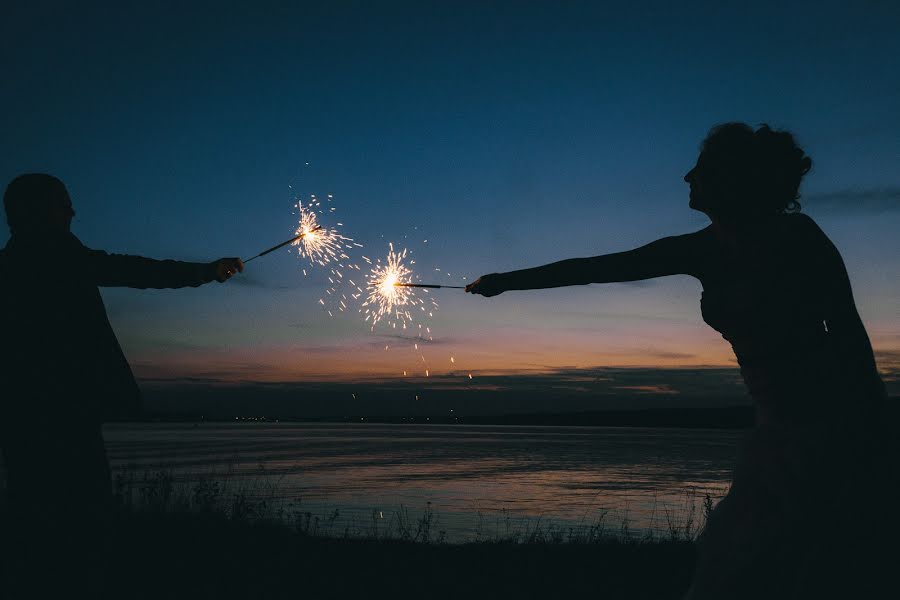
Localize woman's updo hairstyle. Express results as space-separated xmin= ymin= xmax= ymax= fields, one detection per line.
xmin=699 ymin=122 xmax=812 ymax=219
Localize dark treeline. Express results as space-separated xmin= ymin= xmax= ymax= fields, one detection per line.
xmin=129 ymin=397 xmax=899 ymax=428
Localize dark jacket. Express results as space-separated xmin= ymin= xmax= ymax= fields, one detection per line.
xmin=0 ymin=232 xmax=214 ymax=426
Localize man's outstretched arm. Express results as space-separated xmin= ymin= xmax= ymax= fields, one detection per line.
xmin=81 ymin=246 xmax=243 ymax=289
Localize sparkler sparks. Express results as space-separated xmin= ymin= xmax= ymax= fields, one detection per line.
xmin=266 ymin=194 xmax=467 ymax=380
xmin=362 ymin=243 xmax=436 ymax=330
xmin=292 ymin=196 xmax=355 ymax=268
xmin=291 ymin=194 xmax=364 ymax=316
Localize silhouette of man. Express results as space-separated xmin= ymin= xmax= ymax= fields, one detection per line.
xmin=0 ymin=173 xmax=243 ymax=595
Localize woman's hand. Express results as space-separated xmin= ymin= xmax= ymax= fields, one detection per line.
xmin=465 ymin=273 xmax=507 ymax=297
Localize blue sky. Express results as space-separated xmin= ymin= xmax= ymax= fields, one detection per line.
xmin=2 ymin=2 xmax=898 ymax=412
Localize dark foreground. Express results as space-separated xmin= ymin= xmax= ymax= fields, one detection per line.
xmin=1 ymin=511 xmax=697 ymax=599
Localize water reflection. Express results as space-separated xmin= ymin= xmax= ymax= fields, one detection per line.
xmin=105 ymin=423 xmax=740 ymax=542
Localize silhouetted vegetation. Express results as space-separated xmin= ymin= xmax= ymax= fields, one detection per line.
xmin=96 ymin=471 xmax=700 ymax=599
xmin=0 ymin=471 xmax=703 ymax=598
xmin=101 ymin=511 xmax=696 ymax=599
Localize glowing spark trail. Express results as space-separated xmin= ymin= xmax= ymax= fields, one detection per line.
xmin=292 ymin=199 xmax=354 ymax=268
xmin=291 ymin=194 xmax=363 ymax=316
xmin=360 ymin=242 xmax=470 ymax=380
xmin=362 ymin=243 xmax=418 ymax=328
xmin=361 ymin=243 xmax=438 ymax=332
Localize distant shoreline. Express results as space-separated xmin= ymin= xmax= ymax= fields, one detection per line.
xmin=119 ymin=398 xmax=900 ymax=429
xmin=124 ymin=405 xmax=758 ymax=429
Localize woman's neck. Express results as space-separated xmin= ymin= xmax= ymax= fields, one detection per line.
xmin=708 ymin=214 xmax=777 ymax=248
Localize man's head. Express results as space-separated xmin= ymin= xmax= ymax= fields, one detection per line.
xmin=3 ymin=173 xmax=75 ymax=235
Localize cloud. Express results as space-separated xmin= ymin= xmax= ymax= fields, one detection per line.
xmin=613 ymin=385 xmax=680 ymax=395
xmin=875 ymin=350 xmax=900 ymax=386
xmin=804 ymin=187 xmax=900 ymax=213
xmin=876 ymin=349 xmax=900 ymax=368
xmin=224 ymin=273 xmax=298 ymax=289
xmin=363 ymin=333 xmax=458 ymax=347
xmin=136 ymin=364 xmax=752 ymax=418
xmin=616 ymin=279 xmax=659 ymax=288
xmin=551 ymin=310 xmax=681 ymax=323
xmin=639 ymin=349 xmax=697 ymax=360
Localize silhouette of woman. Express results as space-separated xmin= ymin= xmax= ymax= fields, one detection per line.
xmin=466 ymin=123 xmax=890 ymax=598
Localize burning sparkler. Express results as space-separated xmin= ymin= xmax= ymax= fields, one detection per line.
xmin=292 ymin=197 xmax=356 ymax=268
xmin=361 ymin=242 xmax=471 ymax=380
xmin=361 ymin=243 xmax=437 ymax=331
xmin=291 ymin=194 xmax=364 ymax=316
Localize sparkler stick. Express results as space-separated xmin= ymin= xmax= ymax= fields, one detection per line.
xmin=244 ymin=226 xmax=323 ymax=263
xmin=394 ymin=283 xmax=465 ymax=289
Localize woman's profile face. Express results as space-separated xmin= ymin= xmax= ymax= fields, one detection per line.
xmin=684 ymin=152 xmax=709 ymax=212
xmin=684 ymin=151 xmax=730 ymax=217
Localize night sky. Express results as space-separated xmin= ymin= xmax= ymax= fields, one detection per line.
xmin=3 ymin=2 xmax=898 ymax=415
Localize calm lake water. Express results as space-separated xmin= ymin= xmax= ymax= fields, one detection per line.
xmin=103 ymin=422 xmax=741 ymax=542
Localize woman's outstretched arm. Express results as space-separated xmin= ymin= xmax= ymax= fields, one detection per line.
xmin=466 ymin=231 xmax=704 ymax=297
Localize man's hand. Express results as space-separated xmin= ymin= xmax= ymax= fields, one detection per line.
xmin=211 ymin=258 xmax=244 ymax=283
xmin=465 ymin=273 xmax=507 ymax=297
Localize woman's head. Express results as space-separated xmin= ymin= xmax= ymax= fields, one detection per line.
xmin=684 ymin=123 xmax=812 ymax=221
xmin=3 ymin=173 xmax=75 ymax=235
